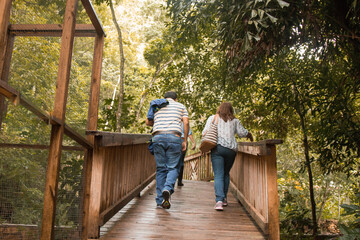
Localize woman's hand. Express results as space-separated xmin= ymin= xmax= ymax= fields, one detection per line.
xmin=247 ymin=132 xmax=254 ymax=142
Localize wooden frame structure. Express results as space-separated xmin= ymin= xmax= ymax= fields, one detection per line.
xmin=0 ymin=0 xmax=105 ymax=239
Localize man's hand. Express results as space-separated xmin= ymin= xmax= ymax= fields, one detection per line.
xmin=182 ymin=141 xmax=188 ymax=151
xmin=145 ymin=118 xmax=154 ymax=126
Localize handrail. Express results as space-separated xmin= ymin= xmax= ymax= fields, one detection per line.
xmin=86 ymin=132 xmax=155 ymax=239
xmin=0 ymin=80 xmax=93 ymax=149
xmin=183 ymin=140 xmax=282 ymax=240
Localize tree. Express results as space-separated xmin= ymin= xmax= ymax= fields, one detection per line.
xmin=166 ymin=0 xmax=360 ymax=236
xmin=95 ymin=0 xmax=125 ymax=132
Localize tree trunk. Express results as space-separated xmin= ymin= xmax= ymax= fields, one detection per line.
xmin=299 ymin=113 xmax=318 ymax=237
xmin=136 ymin=54 xmax=175 ymax=120
xmin=293 ymin=84 xmax=318 ymax=237
xmin=109 ymin=0 xmax=125 ymax=132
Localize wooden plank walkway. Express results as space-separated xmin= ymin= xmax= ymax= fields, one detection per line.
xmin=100 ymin=180 xmax=266 ymax=240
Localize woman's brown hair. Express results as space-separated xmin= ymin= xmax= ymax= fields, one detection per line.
xmin=216 ymin=102 xmax=235 ymax=122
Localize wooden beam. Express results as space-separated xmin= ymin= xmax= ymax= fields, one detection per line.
xmin=80 ymin=0 xmax=106 ymax=37
xmin=40 ymin=0 xmax=79 ymax=239
xmin=0 ymin=0 xmax=12 ymax=75
xmin=237 ymin=139 xmax=283 ymax=156
xmin=87 ymin=35 xmax=104 ymax=139
xmin=0 ymin=81 xmax=92 ymax=149
xmin=9 ymin=24 xmax=97 ymax=37
xmin=82 ymin=34 xmax=104 ymax=240
xmin=64 ymin=124 xmax=93 ymax=149
xmin=0 ymin=0 xmax=12 ymax=131
xmin=0 ymin=143 xmax=83 ymax=151
xmin=0 ymin=80 xmax=19 ymax=104
xmin=86 ymin=131 xmax=152 ymax=147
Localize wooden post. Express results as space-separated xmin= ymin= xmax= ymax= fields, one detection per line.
xmin=0 ymin=0 xmax=12 ymax=130
xmin=82 ymin=34 xmax=104 ymax=240
xmin=266 ymin=145 xmax=280 ymax=240
xmin=40 ymin=0 xmax=79 ymax=239
xmin=88 ymin=138 xmax=105 ymax=238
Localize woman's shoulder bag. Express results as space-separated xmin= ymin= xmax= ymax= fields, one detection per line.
xmin=199 ymin=114 xmax=219 ymax=153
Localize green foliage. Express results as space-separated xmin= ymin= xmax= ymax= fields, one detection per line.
xmin=56 ymin=153 xmax=84 ymax=226
xmin=340 ymin=192 xmax=360 ymax=240
xmin=98 ymin=94 xmax=137 ymax=132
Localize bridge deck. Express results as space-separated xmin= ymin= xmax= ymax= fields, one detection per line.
xmin=100 ymin=180 xmax=266 ymax=240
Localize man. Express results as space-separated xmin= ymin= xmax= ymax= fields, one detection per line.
xmin=177 ymin=122 xmax=196 ymax=186
xmin=146 ymin=91 xmax=189 ymax=209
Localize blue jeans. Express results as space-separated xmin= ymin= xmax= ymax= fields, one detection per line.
xmin=211 ymin=145 xmax=237 ymax=202
xmin=152 ymin=134 xmax=182 ymax=205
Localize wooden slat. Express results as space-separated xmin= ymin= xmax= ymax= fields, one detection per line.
xmin=9 ymin=24 xmax=97 ymax=37
xmin=80 ymin=0 xmax=106 ymax=37
xmin=40 ymin=0 xmax=79 ymax=239
xmin=230 ymin=181 xmax=268 ymax=233
xmin=100 ymin=181 xmax=266 ymax=240
xmin=86 ymin=131 xmax=152 ymax=146
xmin=99 ymin=172 xmax=156 ymax=225
xmin=0 ymin=143 xmax=83 ymax=151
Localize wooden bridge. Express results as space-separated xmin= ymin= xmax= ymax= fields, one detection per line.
xmin=0 ymin=0 xmax=282 ymax=239
xmin=85 ymin=132 xmax=282 ymax=240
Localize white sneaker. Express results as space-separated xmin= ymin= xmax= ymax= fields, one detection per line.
xmin=214 ymin=201 xmax=223 ymax=211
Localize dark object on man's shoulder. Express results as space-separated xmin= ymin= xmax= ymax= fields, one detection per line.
xmin=146 ymin=99 xmax=169 ymax=121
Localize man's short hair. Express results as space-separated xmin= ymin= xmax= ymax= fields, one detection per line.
xmin=164 ymin=91 xmax=177 ymax=100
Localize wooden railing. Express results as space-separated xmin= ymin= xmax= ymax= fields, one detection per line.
xmin=86 ymin=131 xmax=156 ymax=239
xmin=184 ymin=152 xmax=213 ymax=181
xmin=183 ymin=140 xmax=282 ymax=240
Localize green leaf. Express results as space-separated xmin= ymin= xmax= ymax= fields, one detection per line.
xmin=265 ymin=12 xmax=278 ymax=23
xmin=277 ymin=0 xmax=290 ymax=8
xmin=258 ymin=9 xmax=265 ymax=19
xmin=251 ymin=9 xmax=258 ymax=19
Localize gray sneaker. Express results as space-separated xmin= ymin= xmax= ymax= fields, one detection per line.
xmin=161 ymin=190 xmax=171 ymax=209
xmin=223 ymin=198 xmax=228 ymax=207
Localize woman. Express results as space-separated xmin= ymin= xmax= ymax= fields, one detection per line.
xmin=202 ymin=102 xmax=253 ymax=211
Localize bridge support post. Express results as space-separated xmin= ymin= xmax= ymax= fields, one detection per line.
xmin=87 ymin=138 xmax=105 ymax=238
xmin=82 ymin=34 xmax=104 ymax=240
xmin=266 ymin=145 xmax=280 ymax=240
xmin=40 ymin=0 xmax=79 ymax=239
xmin=0 ymin=0 xmax=13 ymax=131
